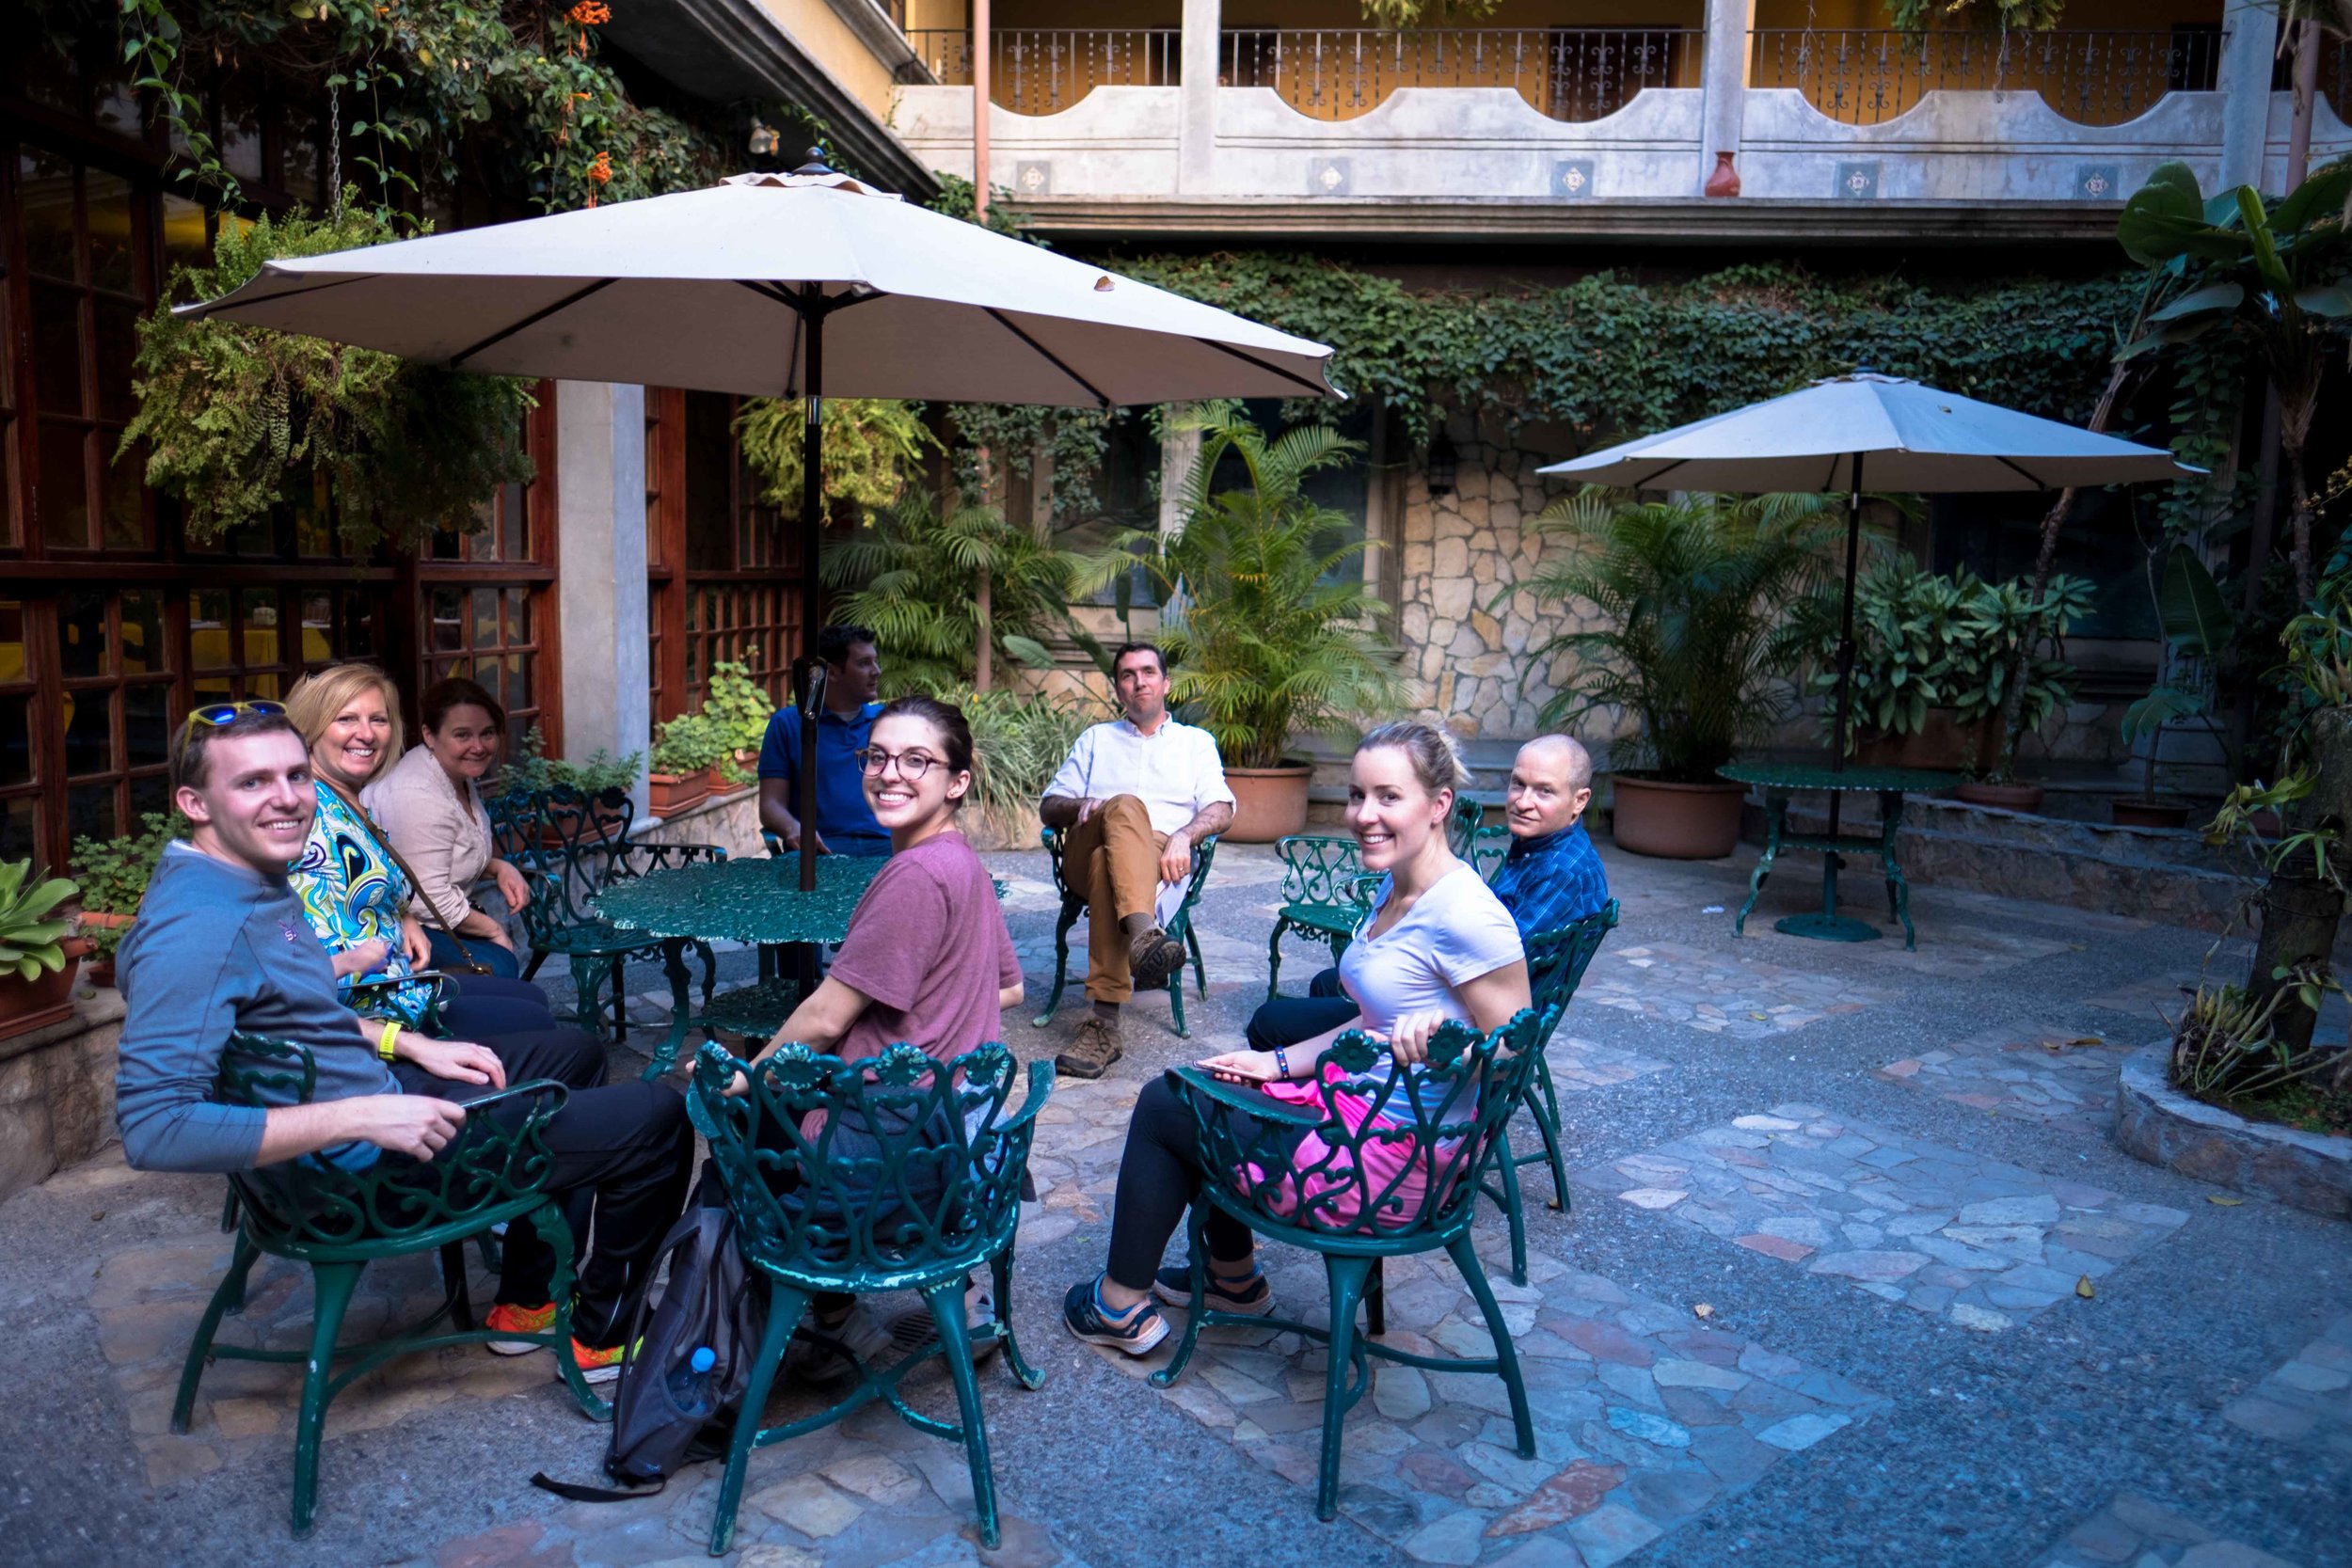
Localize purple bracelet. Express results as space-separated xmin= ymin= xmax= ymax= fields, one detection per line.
xmin=1273 ymin=1047 xmax=1290 ymax=1078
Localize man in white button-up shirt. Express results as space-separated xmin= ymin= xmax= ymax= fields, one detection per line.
xmin=1041 ymin=642 xmax=1235 ymax=1079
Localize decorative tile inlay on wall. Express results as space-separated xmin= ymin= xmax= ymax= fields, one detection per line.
xmin=1552 ymin=159 xmax=1596 ymax=199
xmin=2074 ymin=162 xmax=2122 ymax=200
xmin=1835 ymin=161 xmax=1882 ymax=199
xmin=1015 ymin=159 xmax=1052 ymax=195
xmin=1310 ymin=156 xmax=1352 ymax=196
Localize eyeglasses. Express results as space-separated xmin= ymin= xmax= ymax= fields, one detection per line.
xmin=855 ymin=746 xmax=938 ymax=780
xmin=181 ymin=699 xmax=287 ymax=738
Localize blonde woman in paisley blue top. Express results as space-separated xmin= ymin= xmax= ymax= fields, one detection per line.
xmin=283 ymin=664 xmax=589 ymax=1048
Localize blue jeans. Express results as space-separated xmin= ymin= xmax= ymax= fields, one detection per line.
xmin=428 ymin=926 xmax=522 ymax=979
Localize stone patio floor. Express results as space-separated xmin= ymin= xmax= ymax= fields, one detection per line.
xmin=6 ymin=837 xmax=2349 ymax=1568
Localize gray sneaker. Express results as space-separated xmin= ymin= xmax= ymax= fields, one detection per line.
xmin=1055 ymin=1014 xmax=1123 ymax=1080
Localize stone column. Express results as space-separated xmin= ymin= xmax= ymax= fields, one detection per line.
xmin=1697 ymin=0 xmax=1757 ymax=196
xmin=1159 ymin=421 xmax=1201 ymax=538
xmin=2216 ymin=0 xmax=2278 ymax=191
xmin=554 ymin=380 xmax=652 ymax=814
xmin=1179 ymin=0 xmax=1220 ymax=194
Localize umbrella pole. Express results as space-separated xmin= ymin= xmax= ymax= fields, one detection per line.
xmin=798 ymin=303 xmax=825 ymax=898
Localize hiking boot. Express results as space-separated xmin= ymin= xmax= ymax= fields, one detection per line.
xmin=1055 ymin=1013 xmax=1123 ymax=1080
xmin=1128 ymin=926 xmax=1186 ymax=990
xmin=1062 ymin=1277 xmax=1168 ymax=1356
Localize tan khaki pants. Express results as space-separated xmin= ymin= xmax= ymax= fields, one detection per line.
xmin=1063 ymin=793 xmax=1166 ymax=1004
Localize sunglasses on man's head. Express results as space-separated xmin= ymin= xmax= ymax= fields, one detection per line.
xmin=181 ymin=699 xmax=287 ymax=738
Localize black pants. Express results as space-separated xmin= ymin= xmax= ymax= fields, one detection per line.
xmin=437 ymin=974 xmax=571 ymax=1043
xmin=395 ymin=1034 xmax=693 ymax=1345
xmin=1105 ymin=1075 xmax=1300 ymax=1291
xmin=1245 ymin=965 xmax=1359 ymax=1054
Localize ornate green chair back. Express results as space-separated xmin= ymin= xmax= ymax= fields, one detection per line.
xmin=1446 ymin=793 xmax=1485 ymax=855
xmin=691 ymin=1039 xmax=1052 ymax=1293
xmin=1275 ymin=833 xmax=1361 ymax=906
xmin=1174 ymin=1008 xmax=1545 ymax=1249
xmin=218 ymin=1032 xmax=568 ymax=1253
xmin=1525 ymin=898 xmax=1620 ymax=1042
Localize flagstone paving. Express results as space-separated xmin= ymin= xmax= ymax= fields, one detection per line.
xmin=1875 ymin=1022 xmax=2132 ymax=1135
xmin=10 ymin=837 xmax=2351 ymax=1568
xmin=2031 ymin=1493 xmax=2305 ymax=1568
xmin=2222 ymin=1312 xmax=2352 ymax=1460
xmin=1574 ymin=1104 xmax=2191 ymax=1331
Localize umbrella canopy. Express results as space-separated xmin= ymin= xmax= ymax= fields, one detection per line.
xmin=181 ymin=164 xmax=1340 ymax=897
xmin=1536 ymin=372 xmax=2190 ymax=492
xmin=177 ymin=169 xmax=1338 ymax=405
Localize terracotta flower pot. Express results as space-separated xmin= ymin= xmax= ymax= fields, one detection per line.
xmin=1956 ymin=780 xmax=2044 ymax=813
xmin=1609 ymin=775 xmax=1747 ymax=860
xmin=79 ymin=911 xmax=134 ymax=989
xmin=0 ymin=934 xmax=90 ymax=1041
xmin=2111 ymin=798 xmax=2194 ymax=830
xmin=1223 ymin=765 xmax=1312 ymax=843
xmin=1853 ymin=709 xmax=1997 ymax=773
xmin=646 ymin=770 xmax=709 ymax=817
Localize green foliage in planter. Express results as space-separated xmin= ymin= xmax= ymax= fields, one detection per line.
xmin=738 ymin=399 xmax=941 ymax=526
xmin=2169 ymin=979 xmax=2343 ymax=1102
xmin=702 ymin=661 xmax=777 ymax=758
xmin=1811 ymin=559 xmax=2093 ymax=749
xmin=825 ymin=490 xmax=1087 ymax=694
xmin=123 ymin=206 xmax=535 ymax=555
xmin=1358 ymin=0 xmax=1502 ymax=25
xmin=500 ymin=727 xmax=641 ymax=798
xmin=1079 ymin=404 xmax=1407 ymax=770
xmin=0 ymin=860 xmax=79 ymax=983
xmin=1519 ymin=491 xmax=1846 ymax=784
xmin=941 ymin=685 xmax=1106 ymax=834
xmin=69 ymin=812 xmax=184 ymax=960
xmin=1884 ymin=0 xmax=2064 ymax=32
xmin=651 ymin=712 xmax=728 ymax=778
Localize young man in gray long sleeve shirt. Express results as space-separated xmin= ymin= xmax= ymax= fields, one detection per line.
xmin=116 ymin=705 xmax=693 ymax=1378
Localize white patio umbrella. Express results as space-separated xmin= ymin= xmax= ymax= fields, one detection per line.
xmin=1538 ymin=372 xmax=2199 ymax=938
xmin=182 ymin=159 xmax=1340 ymax=894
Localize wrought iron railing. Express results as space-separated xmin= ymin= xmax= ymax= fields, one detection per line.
xmin=906 ymin=29 xmax=1181 ymax=116
xmin=1750 ymin=27 xmax=2224 ymax=127
xmin=1219 ymin=27 xmax=1699 ymax=122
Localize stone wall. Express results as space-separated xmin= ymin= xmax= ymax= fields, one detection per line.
xmin=0 ymin=990 xmax=123 ymax=1204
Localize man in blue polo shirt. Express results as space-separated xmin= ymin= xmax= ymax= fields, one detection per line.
xmin=758 ymin=624 xmax=889 ymax=857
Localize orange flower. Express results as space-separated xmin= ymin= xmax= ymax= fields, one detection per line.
xmin=587 ymin=150 xmax=612 ymax=184
xmin=567 ymin=1 xmax=611 ymax=24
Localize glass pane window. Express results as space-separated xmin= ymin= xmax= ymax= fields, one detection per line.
xmin=38 ymin=423 xmax=90 ymax=547
xmin=20 ymin=152 xmax=76 ymax=280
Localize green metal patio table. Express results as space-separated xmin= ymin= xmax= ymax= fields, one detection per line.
xmin=591 ymin=853 xmax=885 ymax=1075
xmin=1718 ymin=762 xmax=1960 ymax=950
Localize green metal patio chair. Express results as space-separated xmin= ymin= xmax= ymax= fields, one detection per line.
xmin=497 ymin=785 xmax=726 ymax=1065
xmin=173 ymin=1033 xmax=607 ymax=1535
xmin=1030 ymin=826 xmax=1217 ymax=1038
xmin=1265 ymin=795 xmax=1489 ymax=1000
xmin=1484 ymin=899 xmax=1620 ymax=1285
xmin=689 ymin=1038 xmax=1053 ymax=1555
xmin=1155 ymin=1009 xmax=1545 ymax=1521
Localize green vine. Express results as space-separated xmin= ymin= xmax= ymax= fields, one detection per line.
xmin=737 ymin=397 xmax=940 ymax=526
xmin=120 ymin=206 xmax=535 ymax=551
xmin=1883 ymin=0 xmax=2066 ymax=32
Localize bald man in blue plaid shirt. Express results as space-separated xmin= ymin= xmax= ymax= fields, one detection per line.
xmin=1246 ymin=734 xmax=1611 ymax=1051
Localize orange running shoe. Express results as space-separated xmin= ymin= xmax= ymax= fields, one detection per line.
xmin=565 ymin=1338 xmax=636 ymax=1386
xmin=484 ymin=1301 xmax=557 ymax=1355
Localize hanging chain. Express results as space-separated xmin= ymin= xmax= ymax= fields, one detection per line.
xmin=327 ymin=77 xmax=342 ymax=213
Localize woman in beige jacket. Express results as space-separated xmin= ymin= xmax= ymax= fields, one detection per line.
xmin=365 ymin=675 xmax=535 ymax=979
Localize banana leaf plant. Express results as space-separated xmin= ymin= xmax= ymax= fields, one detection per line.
xmin=2119 ymin=545 xmax=2236 ymax=803
xmin=2117 ymin=160 xmax=2352 ymax=603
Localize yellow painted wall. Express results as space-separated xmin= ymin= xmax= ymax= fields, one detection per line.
xmin=757 ymin=0 xmax=903 ymax=121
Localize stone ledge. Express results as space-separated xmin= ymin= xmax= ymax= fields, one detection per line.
xmin=2113 ymin=1041 xmax=2352 ymax=1221
xmin=0 ymin=986 xmax=125 ymax=1205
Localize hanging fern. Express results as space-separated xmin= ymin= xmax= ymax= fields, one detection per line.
xmin=120 ymin=205 xmax=535 ymax=554
xmin=736 ymin=397 xmax=940 ymax=524
xmin=1883 ymin=0 xmax=2066 ymax=33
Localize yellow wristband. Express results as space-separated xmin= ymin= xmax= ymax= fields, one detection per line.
xmin=377 ymin=1021 xmax=402 ymax=1063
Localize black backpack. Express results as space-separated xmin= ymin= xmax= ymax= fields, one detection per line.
xmin=531 ymin=1174 xmax=768 ymax=1499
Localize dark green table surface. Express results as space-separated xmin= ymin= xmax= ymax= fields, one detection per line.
xmin=592 ymin=853 xmax=882 ymax=945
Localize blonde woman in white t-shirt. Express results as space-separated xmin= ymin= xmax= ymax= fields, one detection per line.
xmin=1063 ymin=721 xmax=1530 ymax=1354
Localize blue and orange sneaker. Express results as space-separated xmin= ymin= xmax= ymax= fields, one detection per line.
xmin=1061 ymin=1276 xmax=1168 ymax=1355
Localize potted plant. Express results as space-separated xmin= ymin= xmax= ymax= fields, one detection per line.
xmin=0 ymin=860 xmax=87 ymax=1039
xmin=68 ymin=812 xmax=181 ymax=987
xmin=954 ymin=685 xmax=1104 ymax=849
xmin=648 ymin=714 xmax=721 ymax=816
xmin=1081 ymin=403 xmax=1406 ymax=841
xmin=1949 ymin=573 xmax=2096 ymax=813
xmin=1522 ymin=489 xmax=1843 ymax=859
xmin=1819 ymin=560 xmax=2000 ymax=771
xmin=702 ymin=659 xmax=777 ymax=778
xmin=500 ymin=728 xmax=642 ymax=841
xmin=2116 ymin=545 xmax=2233 ymax=830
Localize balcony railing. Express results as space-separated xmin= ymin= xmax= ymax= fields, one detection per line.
xmin=907 ymin=28 xmax=1180 ymax=117
xmin=1219 ymin=27 xmax=1700 ymax=123
xmin=2274 ymin=33 xmax=2352 ymax=124
xmin=1750 ymin=27 xmax=2223 ymax=127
